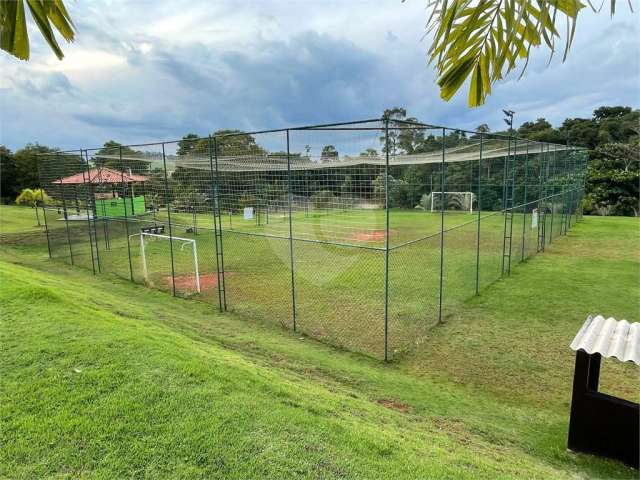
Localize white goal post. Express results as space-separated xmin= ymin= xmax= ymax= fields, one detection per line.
xmin=129 ymin=232 xmax=200 ymax=293
xmin=429 ymin=191 xmax=475 ymax=213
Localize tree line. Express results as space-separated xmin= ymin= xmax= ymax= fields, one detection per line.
xmin=1 ymin=105 xmax=637 ymax=215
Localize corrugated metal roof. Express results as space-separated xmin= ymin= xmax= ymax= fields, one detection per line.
xmin=570 ymin=315 xmax=640 ymax=365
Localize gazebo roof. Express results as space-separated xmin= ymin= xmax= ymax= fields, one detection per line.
xmin=53 ymin=167 xmax=148 ymax=185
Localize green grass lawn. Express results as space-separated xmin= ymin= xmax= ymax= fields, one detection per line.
xmin=0 ymin=210 xmax=638 ymax=478
xmin=0 ymin=205 xmax=46 ymax=235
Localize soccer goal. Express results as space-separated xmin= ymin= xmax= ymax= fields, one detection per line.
xmin=429 ymin=191 xmax=475 ymax=213
xmin=130 ymin=231 xmax=201 ymax=293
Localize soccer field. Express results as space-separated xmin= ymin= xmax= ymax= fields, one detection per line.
xmin=42 ymin=202 xmax=572 ymax=358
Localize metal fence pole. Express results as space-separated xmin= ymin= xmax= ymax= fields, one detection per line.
xmin=475 ymin=133 xmax=483 ymax=295
xmin=161 ymin=143 xmax=177 ymax=296
xmin=286 ymin=129 xmax=297 ymax=332
xmin=520 ymin=141 xmax=529 ymax=261
xmin=549 ymin=145 xmax=556 ymax=243
xmin=79 ymin=149 xmax=96 ymax=275
xmin=438 ymin=127 xmax=446 ymax=324
xmin=36 ymin=156 xmax=53 ymax=259
xmin=86 ymin=151 xmax=102 ymax=273
xmin=506 ymin=136 xmax=517 ymax=273
xmin=383 ymin=118 xmax=391 ymax=360
xmin=208 ymin=135 xmax=225 ymax=312
xmin=536 ymin=144 xmax=543 ymax=252
xmin=57 ymin=153 xmax=74 ymax=265
xmin=119 ymin=146 xmax=134 ymax=281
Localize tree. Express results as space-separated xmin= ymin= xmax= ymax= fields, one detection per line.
xmin=206 ymin=129 xmax=266 ymax=157
xmin=320 ymin=145 xmax=338 ymax=163
xmin=476 ymin=124 xmax=491 ymax=134
xmin=584 ymin=142 xmax=639 ymax=216
xmin=13 ymin=144 xmax=56 ymax=191
xmin=360 ymin=148 xmax=378 ymax=157
xmin=422 ymin=0 xmax=625 ymax=106
xmin=593 ymin=106 xmax=633 ymax=121
xmin=1 ymin=146 xmax=18 ymax=203
xmin=380 ymin=107 xmax=426 ymax=154
xmin=95 ymin=141 xmax=146 ymax=173
xmin=15 ymin=187 xmax=50 ymax=225
xmin=177 ymin=133 xmax=199 ymax=156
xmin=517 ymin=118 xmax=565 ymax=143
xmin=1 ymin=0 xmax=75 ymax=61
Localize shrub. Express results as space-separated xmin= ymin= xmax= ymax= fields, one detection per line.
xmin=311 ymin=190 xmax=334 ymax=210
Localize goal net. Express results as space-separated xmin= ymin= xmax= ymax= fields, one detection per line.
xmin=423 ymin=192 xmax=475 ymax=213
xmin=132 ymin=231 xmax=201 ymax=293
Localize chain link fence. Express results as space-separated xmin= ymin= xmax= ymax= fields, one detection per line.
xmin=38 ymin=118 xmax=588 ymax=359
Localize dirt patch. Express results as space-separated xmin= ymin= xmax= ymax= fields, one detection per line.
xmin=350 ymin=229 xmax=397 ymax=242
xmin=165 ymin=272 xmax=233 ymax=291
xmin=376 ymin=398 xmax=410 ymax=413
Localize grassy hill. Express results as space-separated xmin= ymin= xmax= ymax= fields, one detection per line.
xmin=0 ymin=206 xmax=638 ymax=479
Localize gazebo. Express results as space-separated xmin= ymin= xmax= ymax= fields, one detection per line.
xmin=53 ymin=167 xmax=148 ymax=218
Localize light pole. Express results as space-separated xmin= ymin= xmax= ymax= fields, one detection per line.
xmin=503 ymin=109 xmax=515 ymax=133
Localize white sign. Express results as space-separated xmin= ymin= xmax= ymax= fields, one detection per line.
xmin=531 ymin=208 xmax=539 ymax=228
xmin=243 ymin=207 xmax=254 ymax=220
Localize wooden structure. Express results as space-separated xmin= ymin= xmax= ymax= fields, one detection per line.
xmin=568 ymin=315 xmax=639 ymax=468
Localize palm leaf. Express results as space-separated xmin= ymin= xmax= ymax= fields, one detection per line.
xmin=425 ymin=0 xmax=603 ymax=107
xmin=0 ymin=0 xmax=75 ymax=61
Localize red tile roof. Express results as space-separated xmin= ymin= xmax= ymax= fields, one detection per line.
xmin=53 ymin=167 xmax=148 ymax=185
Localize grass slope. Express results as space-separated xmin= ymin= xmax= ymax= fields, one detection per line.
xmin=0 ymin=214 xmax=638 ymax=479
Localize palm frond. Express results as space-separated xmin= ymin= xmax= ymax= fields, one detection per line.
xmin=426 ymin=0 xmax=594 ymax=107
xmin=0 ymin=0 xmax=75 ymax=61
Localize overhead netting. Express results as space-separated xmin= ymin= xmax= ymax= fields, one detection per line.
xmin=38 ymin=118 xmax=587 ymax=359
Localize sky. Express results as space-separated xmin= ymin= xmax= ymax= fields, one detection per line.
xmin=0 ymin=0 xmax=638 ymax=151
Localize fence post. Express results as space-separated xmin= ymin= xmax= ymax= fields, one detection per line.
xmin=161 ymin=143 xmax=177 ymax=296
xmin=549 ymin=145 xmax=556 ymax=243
xmin=286 ymin=129 xmax=297 ymax=332
xmin=36 ymin=156 xmax=53 ymax=259
xmin=119 ymin=146 xmax=134 ymax=281
xmin=208 ymin=135 xmax=226 ymax=312
xmin=79 ymin=149 xmax=96 ymax=275
xmin=475 ymin=133 xmax=483 ymax=295
xmin=383 ymin=118 xmax=391 ymax=360
xmin=537 ymin=143 xmax=545 ymax=252
xmin=520 ymin=141 xmax=529 ymax=261
xmin=438 ymin=127 xmax=446 ymax=325
xmin=86 ymin=151 xmax=102 ymax=273
xmin=57 ymin=152 xmax=74 ymax=265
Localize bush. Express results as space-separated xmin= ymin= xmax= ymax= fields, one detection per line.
xmin=311 ymin=190 xmax=334 ymax=210
xmin=15 ymin=188 xmax=50 ymax=206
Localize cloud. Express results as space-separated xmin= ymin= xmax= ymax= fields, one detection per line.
xmin=0 ymin=1 xmax=638 ymax=151
xmin=11 ymin=71 xmax=75 ymax=99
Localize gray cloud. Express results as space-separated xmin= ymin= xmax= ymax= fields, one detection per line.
xmin=0 ymin=1 xmax=638 ymax=150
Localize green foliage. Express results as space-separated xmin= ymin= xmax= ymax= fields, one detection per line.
xmin=514 ymin=108 xmax=639 ymax=216
xmin=177 ymin=133 xmax=199 ymax=156
xmin=1 ymin=146 xmax=18 ymax=202
xmin=212 ymin=130 xmax=267 ymax=157
xmin=320 ymin=145 xmax=338 ymax=162
xmin=311 ymin=190 xmax=334 ymax=210
xmin=10 ymin=143 xmax=55 ymax=192
xmin=15 ymin=188 xmax=50 ymax=205
xmin=583 ymin=141 xmax=639 ymax=216
xmin=0 ymin=0 xmax=75 ymax=61
xmin=238 ymin=191 xmax=257 ymax=209
xmin=94 ymin=141 xmax=147 ymax=173
xmin=422 ymin=0 xmax=627 ymax=106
